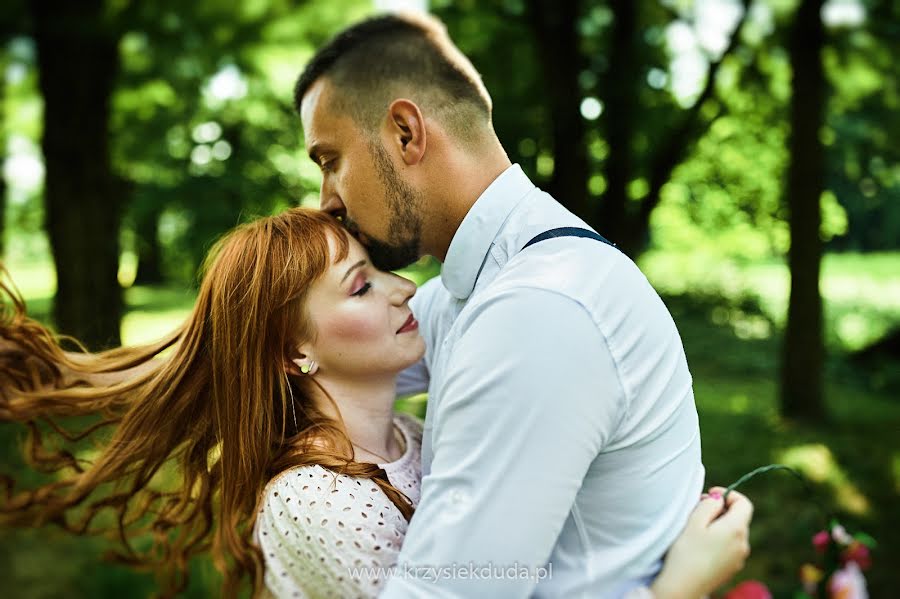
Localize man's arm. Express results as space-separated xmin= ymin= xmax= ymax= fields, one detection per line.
xmin=381 ymin=287 xmax=623 ymax=597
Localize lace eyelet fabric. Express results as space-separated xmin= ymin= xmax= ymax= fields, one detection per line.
xmin=254 ymin=412 xmax=422 ymax=598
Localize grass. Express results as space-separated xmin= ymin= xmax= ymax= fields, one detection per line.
xmin=1 ymin=250 xmax=898 ymax=597
xmin=640 ymin=250 xmax=900 ymax=352
xmin=665 ymin=293 xmax=899 ymax=597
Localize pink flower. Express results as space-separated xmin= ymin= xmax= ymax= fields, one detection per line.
xmin=841 ymin=542 xmax=872 ymax=570
xmin=723 ymin=581 xmax=772 ymax=599
xmin=813 ymin=530 xmax=831 ymax=553
xmin=829 ymin=562 xmax=868 ymax=599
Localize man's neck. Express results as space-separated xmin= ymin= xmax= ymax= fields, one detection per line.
xmin=424 ymin=141 xmax=511 ymax=262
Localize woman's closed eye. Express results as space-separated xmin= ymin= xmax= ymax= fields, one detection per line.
xmin=351 ymin=282 xmax=372 ymax=297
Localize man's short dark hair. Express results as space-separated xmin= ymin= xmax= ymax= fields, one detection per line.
xmin=294 ymin=12 xmax=492 ymax=144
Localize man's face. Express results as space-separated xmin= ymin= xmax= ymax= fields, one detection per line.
xmin=300 ymin=78 xmax=423 ymax=271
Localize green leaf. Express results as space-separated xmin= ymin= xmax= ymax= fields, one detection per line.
xmin=853 ymin=532 xmax=878 ymax=548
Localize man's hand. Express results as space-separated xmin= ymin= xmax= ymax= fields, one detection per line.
xmin=650 ymin=486 xmax=754 ymax=599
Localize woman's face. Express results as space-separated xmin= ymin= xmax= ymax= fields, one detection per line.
xmin=300 ymin=231 xmax=425 ymax=379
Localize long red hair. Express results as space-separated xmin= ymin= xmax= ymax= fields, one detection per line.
xmin=0 ymin=207 xmax=414 ymax=598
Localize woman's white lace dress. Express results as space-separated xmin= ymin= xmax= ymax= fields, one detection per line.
xmin=254 ymin=412 xmax=422 ymax=599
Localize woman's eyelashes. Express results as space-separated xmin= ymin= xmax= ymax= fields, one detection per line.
xmin=351 ymin=281 xmax=372 ymax=297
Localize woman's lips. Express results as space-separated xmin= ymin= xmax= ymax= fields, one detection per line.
xmin=397 ymin=314 xmax=419 ymax=334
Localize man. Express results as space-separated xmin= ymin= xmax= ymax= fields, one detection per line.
xmin=295 ymin=12 xmax=750 ymax=597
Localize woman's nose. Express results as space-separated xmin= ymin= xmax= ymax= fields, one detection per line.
xmin=388 ymin=274 xmax=417 ymax=305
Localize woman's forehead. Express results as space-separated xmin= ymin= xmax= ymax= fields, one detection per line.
xmin=323 ymin=230 xmax=366 ymax=278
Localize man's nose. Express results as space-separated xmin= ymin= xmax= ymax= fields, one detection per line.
xmin=319 ymin=183 xmax=346 ymax=218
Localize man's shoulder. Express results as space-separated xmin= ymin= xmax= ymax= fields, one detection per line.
xmin=487 ymin=236 xmax=640 ymax=306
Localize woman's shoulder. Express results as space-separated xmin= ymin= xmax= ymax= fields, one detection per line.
xmin=259 ymin=464 xmax=407 ymax=525
xmin=261 ymin=464 xmax=367 ymax=513
xmin=263 ymin=463 xmax=341 ymax=496
xmin=256 ymin=464 xmax=409 ymax=597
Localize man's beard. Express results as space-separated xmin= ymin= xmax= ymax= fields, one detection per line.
xmin=348 ymin=141 xmax=422 ymax=272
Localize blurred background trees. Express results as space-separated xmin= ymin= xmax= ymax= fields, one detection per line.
xmin=1 ymin=0 xmax=898 ymax=596
xmin=31 ymin=0 xmax=124 ymax=348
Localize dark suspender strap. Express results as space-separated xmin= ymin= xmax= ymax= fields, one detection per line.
xmin=521 ymin=227 xmax=616 ymax=251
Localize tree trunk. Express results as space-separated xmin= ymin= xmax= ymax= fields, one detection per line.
xmin=31 ymin=0 xmax=122 ymax=349
xmin=527 ymin=0 xmax=590 ymax=222
xmin=0 ymin=164 xmax=5 ymax=259
xmin=133 ymin=202 xmax=164 ymax=285
xmin=780 ymin=0 xmax=827 ymax=421
xmin=598 ymin=0 xmax=640 ymax=254
xmin=0 ymin=51 xmax=6 ymax=258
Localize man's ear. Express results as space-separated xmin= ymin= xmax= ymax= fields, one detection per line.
xmin=386 ymin=99 xmax=426 ymax=166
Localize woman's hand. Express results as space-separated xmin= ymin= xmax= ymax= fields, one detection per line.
xmin=650 ymin=486 xmax=753 ymax=599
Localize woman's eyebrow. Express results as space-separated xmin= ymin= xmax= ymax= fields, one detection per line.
xmin=341 ymin=260 xmax=366 ymax=284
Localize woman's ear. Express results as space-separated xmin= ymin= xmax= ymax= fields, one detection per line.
xmin=284 ymin=345 xmax=314 ymax=376
xmin=284 ymin=358 xmax=318 ymax=376
xmin=284 ymin=358 xmax=302 ymax=377
xmin=386 ymin=99 xmax=426 ymax=166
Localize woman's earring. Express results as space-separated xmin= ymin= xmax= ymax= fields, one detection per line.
xmin=295 ymin=359 xmax=317 ymax=375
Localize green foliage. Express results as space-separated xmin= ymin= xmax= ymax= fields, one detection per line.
xmin=3 ymin=0 xmax=897 ymax=278
xmin=435 ymin=0 xmax=899 ymax=259
xmin=824 ymin=16 xmax=900 ymax=251
xmin=639 ymin=250 xmax=900 ymax=354
xmin=104 ymin=0 xmax=371 ymax=284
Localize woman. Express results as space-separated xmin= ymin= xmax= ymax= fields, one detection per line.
xmin=1 ymin=207 xmax=750 ymax=599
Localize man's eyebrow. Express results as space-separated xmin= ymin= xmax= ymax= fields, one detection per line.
xmin=341 ymin=260 xmax=366 ymax=284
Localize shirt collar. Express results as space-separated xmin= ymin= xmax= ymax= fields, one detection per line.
xmin=441 ymin=164 xmax=535 ymax=300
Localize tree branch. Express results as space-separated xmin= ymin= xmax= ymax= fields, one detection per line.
xmin=639 ymin=0 xmax=753 ymax=223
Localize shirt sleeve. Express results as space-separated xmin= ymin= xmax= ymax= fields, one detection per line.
xmin=395 ymin=358 xmax=429 ymax=397
xmin=395 ymin=276 xmax=444 ymax=397
xmin=381 ymin=287 xmax=626 ymax=598
xmin=256 ymin=466 xmax=408 ymax=599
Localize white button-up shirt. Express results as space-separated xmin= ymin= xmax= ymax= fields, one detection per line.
xmin=384 ymin=164 xmax=704 ymax=598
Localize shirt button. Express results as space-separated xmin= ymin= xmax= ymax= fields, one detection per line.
xmin=450 ymin=490 xmax=467 ymax=504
